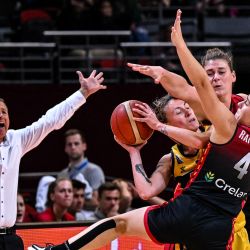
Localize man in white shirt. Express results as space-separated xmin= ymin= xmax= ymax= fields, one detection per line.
xmin=0 ymin=69 xmax=105 ymax=250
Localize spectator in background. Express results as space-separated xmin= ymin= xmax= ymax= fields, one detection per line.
xmin=113 ymin=0 xmax=151 ymax=55
xmin=36 ymin=178 xmax=74 ymax=222
xmin=16 ymin=193 xmax=26 ymax=223
xmin=92 ymin=0 xmax=120 ymax=32
xmin=69 ymin=179 xmax=94 ymax=220
xmin=56 ymin=0 xmax=96 ymax=67
xmin=35 ymin=173 xmax=93 ymax=213
xmin=112 ymin=178 xmax=167 ymax=213
xmin=13 ymin=0 xmax=65 ymax=42
xmin=16 ymin=193 xmax=38 ymax=223
xmin=35 ymin=176 xmax=56 ymax=213
xmin=112 ymin=178 xmax=134 ymax=213
xmin=196 ymin=0 xmax=238 ymax=17
xmin=87 ymin=182 xmax=121 ymax=220
xmin=57 ymin=0 xmax=94 ymax=31
xmin=58 ymin=129 xmax=105 ymax=211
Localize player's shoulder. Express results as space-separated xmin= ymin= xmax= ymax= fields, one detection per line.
xmin=158 ymin=153 xmax=172 ymax=167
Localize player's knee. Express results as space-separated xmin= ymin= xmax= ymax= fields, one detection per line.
xmin=114 ymin=218 xmax=127 ymax=235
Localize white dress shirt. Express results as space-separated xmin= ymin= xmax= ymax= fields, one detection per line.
xmin=0 ymin=90 xmax=85 ymax=227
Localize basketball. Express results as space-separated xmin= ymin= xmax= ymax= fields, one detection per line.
xmin=110 ymin=100 xmax=154 ymax=145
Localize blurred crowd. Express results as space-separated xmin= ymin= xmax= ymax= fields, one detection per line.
xmin=0 ymin=0 xmax=249 ymax=43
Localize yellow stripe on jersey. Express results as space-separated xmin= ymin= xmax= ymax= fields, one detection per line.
xmin=171 ymin=144 xmax=205 ymax=178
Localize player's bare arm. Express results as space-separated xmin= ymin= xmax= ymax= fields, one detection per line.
xmin=127 ymin=63 xmax=206 ymax=121
xmin=135 ymin=164 xmax=152 ymax=184
xmin=171 ymin=9 xmax=236 ymax=143
xmin=136 ymin=153 xmax=173 ymax=200
xmin=114 ymin=136 xmax=171 ymax=200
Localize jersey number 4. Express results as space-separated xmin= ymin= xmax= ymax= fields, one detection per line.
xmin=234 ymin=153 xmax=250 ymax=180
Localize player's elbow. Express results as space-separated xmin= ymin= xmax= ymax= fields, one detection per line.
xmin=139 ymin=191 xmax=153 ymax=201
xmin=140 ymin=194 xmax=150 ymax=200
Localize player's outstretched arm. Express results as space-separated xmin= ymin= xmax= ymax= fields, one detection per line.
xmin=171 ymin=10 xmax=236 ymax=141
xmin=127 ymin=64 xmax=205 ymax=120
xmin=114 ymin=137 xmax=169 ymax=200
xmin=77 ymin=70 xmax=106 ymax=99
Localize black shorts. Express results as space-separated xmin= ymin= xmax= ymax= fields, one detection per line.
xmin=144 ymin=195 xmax=234 ymax=250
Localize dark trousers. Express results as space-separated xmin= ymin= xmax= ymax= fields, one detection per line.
xmin=0 ymin=234 xmax=24 ymax=250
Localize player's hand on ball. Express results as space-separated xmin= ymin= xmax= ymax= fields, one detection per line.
xmin=132 ymin=103 xmax=160 ymax=131
xmin=114 ymin=136 xmax=147 ymax=153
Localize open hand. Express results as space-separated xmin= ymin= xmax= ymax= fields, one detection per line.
xmin=77 ymin=70 xmax=106 ymax=98
xmin=171 ymin=9 xmax=185 ymax=48
xmin=127 ymin=63 xmax=164 ymax=84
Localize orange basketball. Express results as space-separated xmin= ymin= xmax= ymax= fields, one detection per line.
xmin=110 ymin=100 xmax=154 ymax=145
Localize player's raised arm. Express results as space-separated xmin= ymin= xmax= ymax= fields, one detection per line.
xmin=171 ymin=10 xmax=236 ymax=142
xmin=127 ymin=63 xmax=205 ymax=121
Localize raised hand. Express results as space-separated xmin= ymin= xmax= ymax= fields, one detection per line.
xmin=77 ymin=70 xmax=106 ymax=98
xmin=132 ymin=102 xmax=160 ymax=130
xmin=127 ymin=63 xmax=164 ymax=84
xmin=171 ymin=9 xmax=185 ymax=48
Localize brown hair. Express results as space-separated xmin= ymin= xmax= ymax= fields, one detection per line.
xmin=152 ymin=94 xmax=175 ymax=123
xmin=201 ymin=48 xmax=234 ymax=72
xmin=46 ymin=177 xmax=72 ymax=207
xmin=98 ymin=182 xmax=121 ymax=199
xmin=64 ymin=129 xmax=86 ymax=143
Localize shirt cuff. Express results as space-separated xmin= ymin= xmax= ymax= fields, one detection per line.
xmin=67 ymin=90 xmax=86 ymax=110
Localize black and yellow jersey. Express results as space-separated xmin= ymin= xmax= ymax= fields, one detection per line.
xmin=171 ymin=144 xmax=205 ymax=188
xmin=170 ymin=125 xmax=209 ymax=188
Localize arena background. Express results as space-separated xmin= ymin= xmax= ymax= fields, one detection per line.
xmin=1 ymin=1 xmax=250 ymax=249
